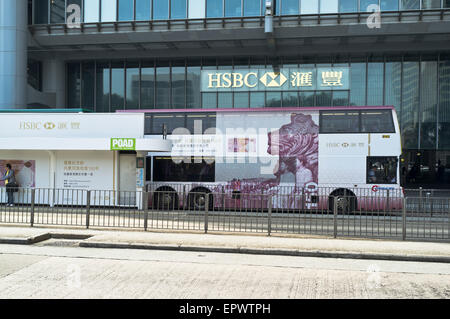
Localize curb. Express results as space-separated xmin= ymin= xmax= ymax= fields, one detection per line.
xmin=0 ymin=233 xmax=91 ymax=245
xmin=78 ymin=241 xmax=450 ymax=264
xmin=0 ymin=233 xmax=51 ymax=245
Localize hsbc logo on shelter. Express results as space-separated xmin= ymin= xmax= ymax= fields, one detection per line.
xmin=19 ymin=121 xmax=56 ymax=130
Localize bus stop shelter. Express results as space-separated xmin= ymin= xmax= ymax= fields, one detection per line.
xmin=0 ymin=112 xmax=171 ymax=207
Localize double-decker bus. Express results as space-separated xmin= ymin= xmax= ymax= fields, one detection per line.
xmin=123 ymin=106 xmax=403 ymax=211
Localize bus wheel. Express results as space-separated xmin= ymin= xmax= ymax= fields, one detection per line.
xmin=154 ymin=188 xmax=178 ymax=210
xmin=328 ymin=189 xmax=357 ymax=213
xmin=188 ymin=188 xmax=213 ymax=211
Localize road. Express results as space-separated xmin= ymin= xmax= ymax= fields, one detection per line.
xmin=0 ymin=241 xmax=449 ymax=299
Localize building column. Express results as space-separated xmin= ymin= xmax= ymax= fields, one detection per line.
xmin=0 ymin=0 xmax=28 ymax=109
xmin=42 ymin=59 xmax=66 ymax=107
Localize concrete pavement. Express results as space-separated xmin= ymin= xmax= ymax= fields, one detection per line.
xmin=0 ymin=224 xmax=449 ymax=263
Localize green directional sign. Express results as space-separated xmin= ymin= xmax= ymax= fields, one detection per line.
xmin=110 ymin=138 xmax=136 ymax=151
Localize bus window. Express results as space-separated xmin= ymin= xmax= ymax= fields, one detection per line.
xmin=367 ymin=156 xmax=398 ymax=184
xmin=320 ymin=111 xmax=360 ymax=133
xmin=186 ymin=113 xmax=216 ymax=134
xmin=144 ymin=114 xmax=152 ymax=134
xmin=145 ymin=113 xmax=187 ymax=135
xmin=361 ymin=110 xmax=395 ymax=133
xmin=153 ymin=157 xmax=215 ymax=182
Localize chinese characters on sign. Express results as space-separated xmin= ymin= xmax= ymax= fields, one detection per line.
xmin=170 ymin=135 xmax=218 ymax=157
xmin=63 ymin=160 xmax=99 ymax=188
xmin=201 ymin=68 xmax=349 ymax=92
xmin=291 ymin=72 xmax=313 ymax=87
xmin=321 ymin=71 xmax=344 ymax=87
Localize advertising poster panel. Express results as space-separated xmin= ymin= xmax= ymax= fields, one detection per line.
xmin=215 ymin=111 xmax=319 ymax=188
xmin=0 ymin=160 xmax=36 ymax=188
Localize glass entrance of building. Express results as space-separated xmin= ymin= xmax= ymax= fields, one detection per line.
xmin=401 ymin=150 xmax=450 ymax=188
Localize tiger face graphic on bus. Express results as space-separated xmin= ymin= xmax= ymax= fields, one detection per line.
xmin=267 ymin=113 xmax=319 ymax=190
xmin=216 ymin=113 xmax=319 ymax=204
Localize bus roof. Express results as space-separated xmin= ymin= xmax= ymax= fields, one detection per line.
xmin=117 ymin=106 xmax=395 ymax=114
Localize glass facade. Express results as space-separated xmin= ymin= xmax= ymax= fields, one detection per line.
xmin=34 ymin=0 xmax=49 ymax=25
xmin=439 ymin=56 xmax=450 ymax=150
xmin=136 ymin=0 xmax=151 ymax=20
xmin=154 ymin=0 xmax=169 ymax=19
xmin=422 ymin=0 xmax=442 ymax=9
xmin=207 ymin=0 xmax=223 ymax=18
xmin=402 ymin=60 xmax=420 ymax=149
xmin=156 ymin=61 xmax=170 ymax=108
xmin=301 ymin=0 xmax=319 ymax=14
xmin=32 ymin=0 xmax=450 ymax=24
xmin=244 ymin=0 xmax=261 ymax=16
xmin=111 ymin=62 xmax=125 ymax=112
xmin=401 ymin=0 xmax=420 ymax=10
xmin=67 ymin=63 xmax=81 ymax=108
xmin=339 ymin=0 xmax=358 ymax=12
xmin=380 ymin=0 xmax=399 ymax=11
xmin=102 ymin=0 xmax=117 ymax=22
xmin=320 ymin=0 xmax=339 ymax=14
xmin=50 ymin=0 xmax=65 ymax=24
xmin=66 ymin=54 xmax=449 ymax=153
xmin=280 ymin=0 xmax=299 ymax=15
xmin=189 ymin=0 xmax=206 ymax=18
xmin=171 ymin=0 xmax=187 ymax=19
xmin=96 ymin=62 xmax=110 ymax=113
xmin=125 ymin=62 xmax=140 ymax=109
xmin=81 ymin=62 xmax=95 ymax=109
xmin=367 ymin=61 xmax=384 ymax=106
xmin=225 ymin=0 xmax=242 ymax=17
xmin=141 ymin=61 xmax=155 ymax=108
xmin=118 ymin=0 xmax=134 ymax=21
xmin=84 ymin=0 xmax=100 ymax=23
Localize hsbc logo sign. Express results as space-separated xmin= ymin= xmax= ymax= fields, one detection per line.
xmin=207 ymin=72 xmax=259 ymax=89
xmin=201 ymin=68 xmax=349 ymax=92
xmin=260 ymin=72 xmax=287 ymax=87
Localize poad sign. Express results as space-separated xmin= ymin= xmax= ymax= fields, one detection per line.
xmin=110 ymin=138 xmax=136 ymax=151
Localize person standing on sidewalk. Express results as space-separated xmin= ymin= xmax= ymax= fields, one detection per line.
xmin=1 ymin=164 xmax=17 ymax=207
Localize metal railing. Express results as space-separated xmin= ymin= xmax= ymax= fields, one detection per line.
xmin=0 ymin=187 xmax=448 ymax=242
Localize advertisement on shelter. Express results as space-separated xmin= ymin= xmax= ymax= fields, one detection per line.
xmin=0 ymin=160 xmax=36 ymax=188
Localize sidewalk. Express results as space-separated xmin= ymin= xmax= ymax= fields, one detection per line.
xmin=0 ymin=224 xmax=449 ymax=263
